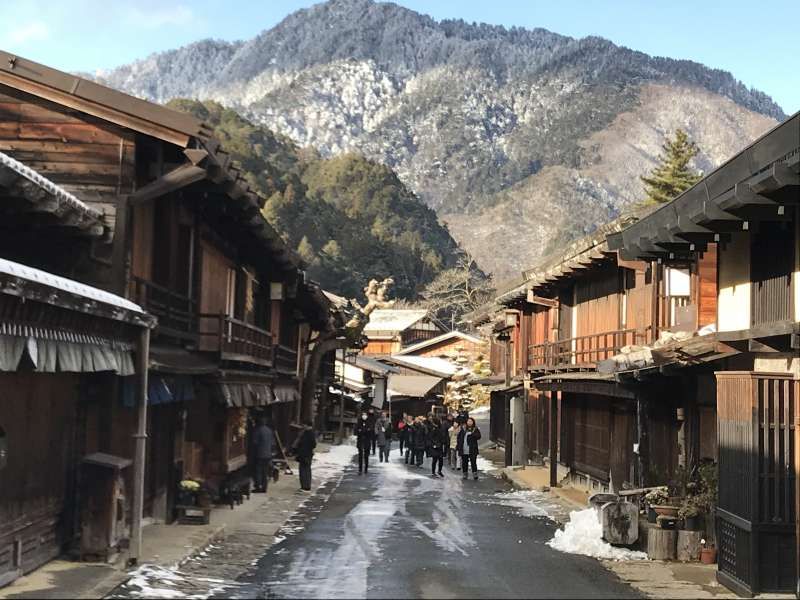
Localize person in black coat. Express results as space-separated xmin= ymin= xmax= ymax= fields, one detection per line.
xmin=428 ymin=417 xmax=446 ymax=477
xmin=456 ymin=417 xmax=482 ymax=480
xmin=291 ymin=420 xmax=317 ymax=491
xmin=413 ymin=418 xmax=427 ymax=467
xmin=252 ymin=415 xmax=274 ymax=493
xmin=355 ymin=411 xmax=372 ymax=474
xmin=403 ymin=417 xmax=414 ymax=464
xmin=366 ymin=408 xmax=377 ymax=455
xmin=441 ymin=415 xmax=453 ymax=464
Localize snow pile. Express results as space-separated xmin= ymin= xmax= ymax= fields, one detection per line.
xmin=547 ymin=508 xmax=647 ymax=561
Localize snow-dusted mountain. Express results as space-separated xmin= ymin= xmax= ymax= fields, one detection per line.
xmin=96 ymin=0 xmax=782 ymax=277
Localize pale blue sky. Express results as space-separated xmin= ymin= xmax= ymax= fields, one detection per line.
xmin=3 ymin=0 xmax=797 ymax=114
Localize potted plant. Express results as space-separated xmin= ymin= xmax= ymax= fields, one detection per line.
xmin=645 ymin=487 xmax=668 ymax=523
xmin=700 ymin=539 xmax=717 ymax=564
xmin=647 ymin=486 xmax=679 ymax=517
xmin=678 ymin=496 xmax=703 ymax=530
xmin=178 ymin=479 xmax=201 ymax=506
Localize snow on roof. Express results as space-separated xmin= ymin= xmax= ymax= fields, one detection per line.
xmin=363 ymin=309 xmax=429 ymax=334
xmin=0 ymin=151 xmax=104 ymax=222
xmin=387 ymin=374 xmax=443 ymax=398
xmin=323 ymin=290 xmax=349 ymax=308
xmin=353 ymin=355 xmax=399 ymax=375
xmin=0 ymin=257 xmax=144 ymax=314
xmin=396 ymin=330 xmax=483 ymax=356
xmin=387 ymin=355 xmax=461 ymax=378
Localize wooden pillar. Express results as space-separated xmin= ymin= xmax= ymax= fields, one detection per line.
xmin=130 ymin=327 xmax=150 ymax=565
xmin=270 ymin=299 xmax=282 ymax=343
xmin=795 ymin=381 xmax=799 ymax=599
xmin=549 ymin=391 xmax=558 ymax=487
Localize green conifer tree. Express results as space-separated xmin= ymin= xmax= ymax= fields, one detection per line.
xmin=641 ymin=129 xmax=702 ymax=205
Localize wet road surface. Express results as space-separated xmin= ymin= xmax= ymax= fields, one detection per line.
xmin=232 ymin=450 xmax=637 ymax=599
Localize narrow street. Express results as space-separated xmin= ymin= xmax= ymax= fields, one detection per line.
xmin=230 ymin=448 xmax=636 ymax=599
xmin=112 ymin=414 xmax=638 ymax=599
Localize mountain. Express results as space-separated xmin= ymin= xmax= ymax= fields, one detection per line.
xmin=166 ymin=99 xmax=461 ymax=300
xmin=96 ymin=0 xmax=783 ymax=278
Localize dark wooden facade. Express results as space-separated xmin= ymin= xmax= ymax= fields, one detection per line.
xmin=0 ymin=50 xmax=332 ymax=586
xmin=716 ymin=372 xmax=797 ymax=595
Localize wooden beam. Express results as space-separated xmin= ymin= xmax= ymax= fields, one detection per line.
xmin=183 ymin=148 xmax=209 ymax=166
xmin=0 ymin=71 xmax=191 ymax=148
xmin=748 ymin=338 xmax=785 ymax=353
xmin=753 ymin=161 xmax=800 ymax=194
xmin=526 ymin=291 xmax=558 ymax=308
xmin=129 ymin=164 xmax=207 ymax=205
xmin=718 ymin=183 xmax=780 ymax=213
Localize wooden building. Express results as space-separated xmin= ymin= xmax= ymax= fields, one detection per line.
xmin=485 ymin=207 xmax=721 ymax=485
xmin=361 ymin=309 xmax=445 ymax=356
xmin=0 ymin=153 xmax=153 ymax=586
xmin=0 ymin=51 xmax=332 ymax=535
xmin=609 ymin=112 xmax=799 ymax=596
xmin=395 ymin=330 xmax=483 ymax=360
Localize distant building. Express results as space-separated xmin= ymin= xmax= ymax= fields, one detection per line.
xmin=361 ymin=309 xmax=445 ymax=356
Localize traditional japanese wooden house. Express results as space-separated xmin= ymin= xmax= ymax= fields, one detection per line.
xmin=0 ymin=153 xmax=154 ymax=586
xmin=395 ymin=330 xmax=483 ymax=360
xmin=361 ymin=309 xmax=446 ymax=356
xmin=0 ymin=51 xmax=332 ymax=526
xmin=489 ymin=203 xmax=724 ymax=492
xmin=609 ymin=111 xmax=799 ymax=596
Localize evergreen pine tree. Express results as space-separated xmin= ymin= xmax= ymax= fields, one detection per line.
xmin=641 ymin=129 xmax=702 ymax=205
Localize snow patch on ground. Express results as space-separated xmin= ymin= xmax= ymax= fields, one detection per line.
xmin=476 ymin=456 xmax=500 ymax=472
xmin=548 ymin=508 xmax=648 ymax=561
xmin=119 ymin=565 xmax=241 ymax=599
xmin=490 ymin=489 xmax=555 ymax=519
xmin=311 ymin=437 xmax=358 ymax=483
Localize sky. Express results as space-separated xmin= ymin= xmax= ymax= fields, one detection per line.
xmin=2 ymin=0 xmax=798 ymax=114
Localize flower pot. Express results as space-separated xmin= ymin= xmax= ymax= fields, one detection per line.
xmin=652 ymin=504 xmax=679 ymax=518
xmin=177 ymin=490 xmax=196 ymax=506
xmin=700 ymin=547 xmax=717 ymax=564
xmin=684 ymin=514 xmax=703 ymax=531
xmin=647 ymin=507 xmax=658 ymax=523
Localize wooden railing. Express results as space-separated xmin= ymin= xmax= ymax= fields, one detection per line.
xmin=274 ymin=344 xmax=298 ymax=374
xmin=131 ymin=277 xmax=196 ymax=341
xmin=401 ymin=328 xmax=440 ymax=347
xmin=198 ymin=313 xmax=273 ymax=366
xmin=528 ymin=328 xmax=648 ymax=369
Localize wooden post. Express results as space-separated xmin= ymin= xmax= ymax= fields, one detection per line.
xmin=795 ymin=383 xmax=799 ymax=599
xmin=130 ymin=327 xmax=150 ymax=565
xmin=549 ymin=392 xmax=558 ymax=487
xmin=647 ymin=528 xmax=677 ymax=560
xmin=677 ymin=530 xmax=702 ymax=562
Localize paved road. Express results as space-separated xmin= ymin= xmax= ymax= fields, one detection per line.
xmin=229 ymin=447 xmax=636 ymax=599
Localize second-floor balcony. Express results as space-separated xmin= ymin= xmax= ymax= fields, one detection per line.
xmin=274 ymin=344 xmax=299 ymax=374
xmin=131 ymin=276 xmax=197 ymax=343
xmin=528 ymin=328 xmax=649 ymax=371
xmin=400 ymin=328 xmax=440 ymax=347
xmin=199 ymin=313 xmax=274 ymax=367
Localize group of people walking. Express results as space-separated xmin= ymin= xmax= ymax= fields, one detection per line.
xmin=355 ymin=408 xmax=482 ymax=480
